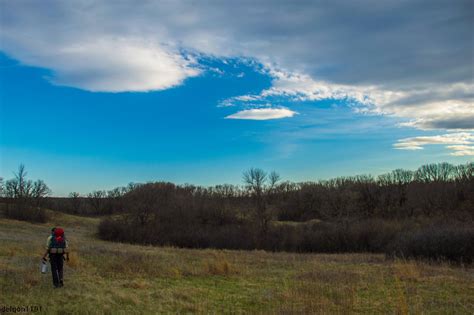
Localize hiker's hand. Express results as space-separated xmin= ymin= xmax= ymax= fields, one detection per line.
xmin=42 ymin=257 xmax=47 ymax=263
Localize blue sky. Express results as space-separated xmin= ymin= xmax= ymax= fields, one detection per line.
xmin=0 ymin=1 xmax=472 ymax=196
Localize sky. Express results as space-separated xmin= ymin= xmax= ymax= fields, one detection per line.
xmin=0 ymin=0 xmax=473 ymax=196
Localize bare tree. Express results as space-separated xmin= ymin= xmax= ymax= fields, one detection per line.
xmin=5 ymin=164 xmax=33 ymax=199
xmin=243 ymin=168 xmax=280 ymax=238
xmin=69 ymin=192 xmax=82 ymax=214
xmin=454 ymin=162 xmax=474 ymax=182
xmin=2 ymin=165 xmax=50 ymax=222
xmin=106 ymin=187 xmax=127 ymax=213
xmin=243 ymin=168 xmax=267 ymax=197
xmin=31 ymin=179 xmax=51 ymax=207
xmin=415 ymin=163 xmax=456 ymax=183
xmin=353 ymin=175 xmax=378 ymax=217
xmin=268 ymin=172 xmax=281 ymax=191
xmin=125 ymin=182 xmax=177 ymax=226
xmin=88 ymin=190 xmax=106 ymax=214
xmin=378 ymin=169 xmax=414 ymax=214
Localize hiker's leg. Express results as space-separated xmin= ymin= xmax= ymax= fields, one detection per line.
xmin=50 ymin=254 xmax=60 ymax=287
xmin=58 ymin=254 xmax=64 ymax=286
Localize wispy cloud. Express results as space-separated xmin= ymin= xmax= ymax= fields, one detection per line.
xmin=221 ymin=66 xmax=474 ymax=130
xmin=394 ymin=132 xmax=474 ymax=156
xmin=225 ymin=108 xmax=297 ymax=120
xmin=447 ymin=145 xmax=474 ymax=156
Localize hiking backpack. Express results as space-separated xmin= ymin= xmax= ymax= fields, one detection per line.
xmin=49 ymin=227 xmax=66 ymax=253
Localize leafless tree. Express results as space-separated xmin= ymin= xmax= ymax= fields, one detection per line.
xmin=415 ymin=163 xmax=456 ymax=183
xmin=5 ymin=164 xmax=33 ymax=199
xmin=243 ymin=168 xmax=280 ymax=238
xmin=105 ymin=187 xmax=128 ymax=213
xmin=268 ymin=172 xmax=281 ymax=191
xmin=31 ymin=179 xmax=51 ymax=207
xmin=87 ymin=190 xmax=106 ymax=214
xmin=69 ymin=192 xmax=82 ymax=214
xmin=125 ymin=182 xmax=177 ymax=226
xmin=378 ymin=169 xmax=414 ymax=214
xmin=454 ymin=162 xmax=474 ymax=182
xmin=2 ymin=165 xmax=50 ymax=221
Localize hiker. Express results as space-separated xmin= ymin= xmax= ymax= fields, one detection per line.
xmin=42 ymin=227 xmax=69 ymax=288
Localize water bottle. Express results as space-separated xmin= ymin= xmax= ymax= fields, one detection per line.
xmin=41 ymin=260 xmax=48 ymax=274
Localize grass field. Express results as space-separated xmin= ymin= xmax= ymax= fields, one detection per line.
xmin=0 ymin=211 xmax=473 ymax=314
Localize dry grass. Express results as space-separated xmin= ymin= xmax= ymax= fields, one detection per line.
xmin=203 ymin=252 xmax=237 ymax=276
xmin=0 ymin=212 xmax=473 ymax=314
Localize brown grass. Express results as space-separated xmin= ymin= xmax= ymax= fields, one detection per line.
xmin=0 ymin=212 xmax=473 ymax=314
xmin=203 ymin=254 xmax=237 ymax=276
xmin=66 ymin=252 xmax=82 ymax=269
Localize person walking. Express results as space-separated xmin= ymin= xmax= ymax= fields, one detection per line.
xmin=42 ymin=227 xmax=69 ymax=288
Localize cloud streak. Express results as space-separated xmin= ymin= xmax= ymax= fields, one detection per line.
xmin=222 ymin=67 xmax=474 ymax=130
xmin=225 ymin=108 xmax=297 ymax=120
xmin=394 ymin=132 xmax=474 ymax=156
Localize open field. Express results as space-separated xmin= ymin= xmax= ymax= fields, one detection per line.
xmin=1 ymin=211 xmax=473 ymax=314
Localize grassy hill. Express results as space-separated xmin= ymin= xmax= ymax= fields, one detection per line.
xmin=0 ymin=211 xmax=473 ymax=314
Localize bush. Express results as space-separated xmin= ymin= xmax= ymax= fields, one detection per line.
xmin=386 ymin=224 xmax=474 ymax=263
xmin=98 ymin=217 xmax=257 ymax=250
xmin=269 ymin=219 xmax=404 ymax=253
xmin=98 ymin=216 xmax=473 ymax=263
xmin=4 ymin=203 xmax=49 ymax=223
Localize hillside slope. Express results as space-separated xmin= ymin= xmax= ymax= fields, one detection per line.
xmin=0 ymin=211 xmax=473 ymax=314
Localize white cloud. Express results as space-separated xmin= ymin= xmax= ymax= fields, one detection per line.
xmin=225 ymin=108 xmax=297 ymax=120
xmin=222 ymin=66 xmax=474 ymax=129
xmin=1 ymin=2 xmax=471 ymax=90
xmin=56 ymin=38 xmax=201 ymax=92
xmin=1 ymin=35 xmax=200 ymax=92
xmin=394 ymin=132 xmax=474 ymax=156
xmin=218 ymin=68 xmax=373 ymax=113
xmin=446 ymin=145 xmax=474 ymax=156
xmin=367 ymin=85 xmax=474 ymax=130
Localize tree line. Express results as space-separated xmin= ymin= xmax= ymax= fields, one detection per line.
xmin=41 ymin=161 xmax=473 ymax=222
xmin=1 ymin=162 xmax=473 ymax=262
xmin=0 ymin=164 xmax=50 ymax=222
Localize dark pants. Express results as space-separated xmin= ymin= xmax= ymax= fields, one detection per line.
xmin=49 ymin=253 xmax=64 ymax=287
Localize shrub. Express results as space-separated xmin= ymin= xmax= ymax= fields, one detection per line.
xmin=4 ymin=204 xmax=49 ymax=223
xmin=289 ymin=219 xmax=404 ymax=253
xmin=386 ymin=224 xmax=474 ymax=263
xmin=98 ymin=216 xmax=473 ymax=263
